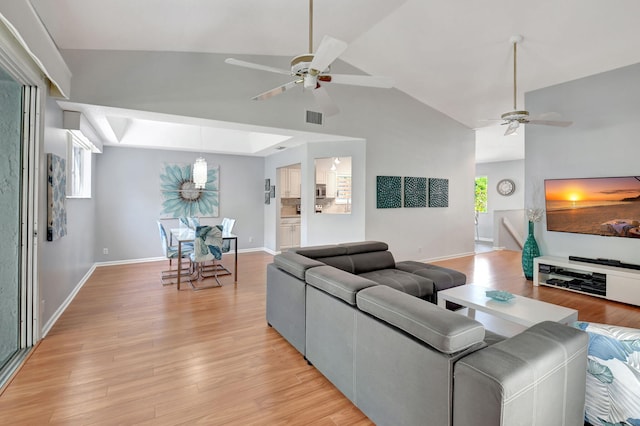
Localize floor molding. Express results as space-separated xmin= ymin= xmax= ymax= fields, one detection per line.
xmin=41 ymin=264 xmax=96 ymax=338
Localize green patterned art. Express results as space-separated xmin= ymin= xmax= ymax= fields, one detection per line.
xmin=428 ymin=178 xmax=449 ymax=208
xmin=404 ymin=177 xmax=427 ymax=208
xmin=376 ymin=176 xmax=402 ymax=208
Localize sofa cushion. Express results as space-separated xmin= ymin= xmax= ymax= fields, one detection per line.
xmin=351 ymin=251 xmax=396 ymax=274
xmin=356 ymin=285 xmax=485 ymax=354
xmin=274 ymin=251 xmax=325 ymax=280
xmin=292 ymin=245 xmax=347 ymax=259
xmin=306 ymin=265 xmax=378 ymax=305
xmin=396 ymin=260 xmax=467 ymax=291
xmin=315 ymin=255 xmax=356 ymax=274
xmin=359 ymin=269 xmax=434 ymax=299
xmin=340 ymin=241 xmax=388 ymax=255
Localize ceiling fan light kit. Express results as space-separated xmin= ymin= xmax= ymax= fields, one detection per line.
xmin=224 ymin=0 xmax=393 ymax=117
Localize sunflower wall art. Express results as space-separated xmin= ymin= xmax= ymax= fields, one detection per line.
xmin=160 ymin=163 xmax=219 ymax=218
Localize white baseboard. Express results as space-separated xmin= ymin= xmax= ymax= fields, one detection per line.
xmin=419 ymin=251 xmax=476 ymax=263
xmin=41 ymin=264 xmax=96 ymax=338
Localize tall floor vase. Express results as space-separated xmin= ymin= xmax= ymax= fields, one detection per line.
xmin=522 ymin=221 xmax=540 ymax=280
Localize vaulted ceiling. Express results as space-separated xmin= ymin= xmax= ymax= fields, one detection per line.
xmin=30 ymin=0 xmax=640 ymax=162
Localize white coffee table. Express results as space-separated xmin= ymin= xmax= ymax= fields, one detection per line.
xmin=437 ymin=284 xmax=578 ymax=329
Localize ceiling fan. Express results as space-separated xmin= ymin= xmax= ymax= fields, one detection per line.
xmin=224 ymin=0 xmax=393 ymax=116
xmin=497 ymin=35 xmax=572 ymax=136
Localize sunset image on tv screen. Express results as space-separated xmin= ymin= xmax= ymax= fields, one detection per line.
xmin=544 ymin=176 xmax=640 ymax=237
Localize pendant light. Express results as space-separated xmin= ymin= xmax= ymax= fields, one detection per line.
xmin=193 ymin=157 xmax=207 ymax=189
xmin=193 ymin=126 xmax=207 ymax=189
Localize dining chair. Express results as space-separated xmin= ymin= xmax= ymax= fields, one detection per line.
xmin=189 ymin=225 xmax=225 ymax=289
xmin=216 ymin=217 xmax=236 ymax=275
xmin=157 ymin=221 xmax=193 ymax=285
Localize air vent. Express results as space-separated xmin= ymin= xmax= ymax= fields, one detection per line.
xmin=306 ymin=110 xmax=323 ymax=125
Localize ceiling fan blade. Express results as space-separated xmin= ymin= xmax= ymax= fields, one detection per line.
xmin=309 ymin=35 xmax=348 ymax=74
xmin=528 ymin=111 xmax=572 ymax=127
xmin=251 ymin=80 xmax=301 ymax=101
xmin=326 ymin=74 xmax=394 ymax=88
xmin=225 ymin=58 xmax=291 ymax=76
xmin=528 ymin=119 xmax=573 ymax=127
xmin=312 ymin=86 xmax=339 ymax=116
xmin=504 ymin=121 xmax=519 ymax=136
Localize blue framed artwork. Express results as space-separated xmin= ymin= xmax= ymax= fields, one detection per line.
xmin=428 ymin=178 xmax=449 ymax=208
xmin=404 ymin=177 xmax=427 ymax=208
xmin=376 ymin=176 xmax=402 ymax=208
xmin=47 ymin=153 xmax=67 ymax=241
xmin=160 ymin=163 xmax=220 ymax=217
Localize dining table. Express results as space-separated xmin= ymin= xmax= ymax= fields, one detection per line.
xmin=170 ymin=227 xmax=238 ymax=290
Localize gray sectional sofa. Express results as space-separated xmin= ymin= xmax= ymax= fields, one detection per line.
xmin=266 ymin=241 xmax=589 ymax=426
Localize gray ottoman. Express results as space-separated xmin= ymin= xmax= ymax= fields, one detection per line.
xmin=396 ymin=261 xmax=466 ymax=309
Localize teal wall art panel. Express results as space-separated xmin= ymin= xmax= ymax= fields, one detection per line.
xmin=428 ymin=178 xmax=449 ymax=208
xmin=404 ymin=177 xmax=427 ymax=208
xmin=376 ymin=176 xmax=402 ymax=208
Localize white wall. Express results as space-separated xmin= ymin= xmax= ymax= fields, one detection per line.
xmin=525 ymin=63 xmax=640 ymax=264
xmin=475 ymin=160 xmax=525 ymax=241
xmin=94 ymin=146 xmax=265 ymax=261
xmin=39 ymin=96 xmax=97 ymax=329
xmin=61 ymin=49 xmax=475 ymax=262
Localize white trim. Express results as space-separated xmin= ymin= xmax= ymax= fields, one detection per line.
xmin=95 ymin=247 xmax=269 ymax=267
xmin=0 ymin=1 xmax=71 ymax=97
xmin=40 ymin=264 xmax=97 ymax=338
xmin=419 ymin=251 xmax=477 ymax=263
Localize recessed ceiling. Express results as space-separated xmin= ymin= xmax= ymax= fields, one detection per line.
xmin=32 ymin=0 xmax=640 ymax=161
xmin=57 ymin=101 xmax=360 ymax=156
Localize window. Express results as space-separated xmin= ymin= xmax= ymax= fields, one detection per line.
xmin=475 ymin=176 xmax=488 ymax=213
xmin=67 ymin=132 xmax=92 ymax=198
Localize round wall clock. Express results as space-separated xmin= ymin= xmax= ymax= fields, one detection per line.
xmin=497 ymin=179 xmax=516 ymax=196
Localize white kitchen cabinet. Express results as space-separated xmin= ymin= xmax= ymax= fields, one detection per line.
xmin=315 ymin=170 xmax=336 ymax=198
xmin=280 ymin=217 xmax=301 ymax=249
xmin=279 ymin=168 xmax=301 ymax=198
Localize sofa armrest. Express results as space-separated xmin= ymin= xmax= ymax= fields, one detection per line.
xmin=274 ymin=251 xmax=325 ymax=280
xmin=453 ymin=321 xmax=588 ymax=426
xmin=356 ymin=285 xmax=485 ymax=354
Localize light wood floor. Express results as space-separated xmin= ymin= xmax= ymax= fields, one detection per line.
xmin=1 ymin=250 xmax=638 ymax=425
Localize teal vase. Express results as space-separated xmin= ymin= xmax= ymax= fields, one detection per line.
xmin=522 ymin=221 xmax=540 ymax=280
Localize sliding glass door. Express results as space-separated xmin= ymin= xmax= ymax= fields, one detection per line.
xmin=0 ymin=66 xmax=22 ymax=371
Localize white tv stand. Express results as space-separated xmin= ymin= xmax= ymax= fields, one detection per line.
xmin=533 ymin=255 xmax=640 ymax=307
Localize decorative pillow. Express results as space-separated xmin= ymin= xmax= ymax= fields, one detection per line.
xmin=573 ymin=321 xmax=640 ymax=426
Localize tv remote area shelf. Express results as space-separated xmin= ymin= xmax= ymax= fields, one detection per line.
xmin=533 ymin=256 xmax=640 ymax=307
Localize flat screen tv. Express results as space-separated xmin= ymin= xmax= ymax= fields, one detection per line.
xmin=544 ymin=176 xmax=640 ymax=238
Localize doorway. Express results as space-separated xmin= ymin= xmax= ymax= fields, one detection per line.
xmin=0 ymin=64 xmax=39 ymax=387
xmin=277 ymin=164 xmax=302 ymax=251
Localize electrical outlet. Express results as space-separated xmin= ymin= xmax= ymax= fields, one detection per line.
xmin=418 ymin=246 xmax=423 ymax=253
xmin=248 ymin=236 xmax=253 ymax=243
xmin=103 ymin=248 xmax=109 ymax=255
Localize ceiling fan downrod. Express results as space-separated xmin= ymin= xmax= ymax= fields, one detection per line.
xmin=510 ymin=35 xmax=523 ymax=111
xmin=309 ymin=0 xmax=313 ymax=54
